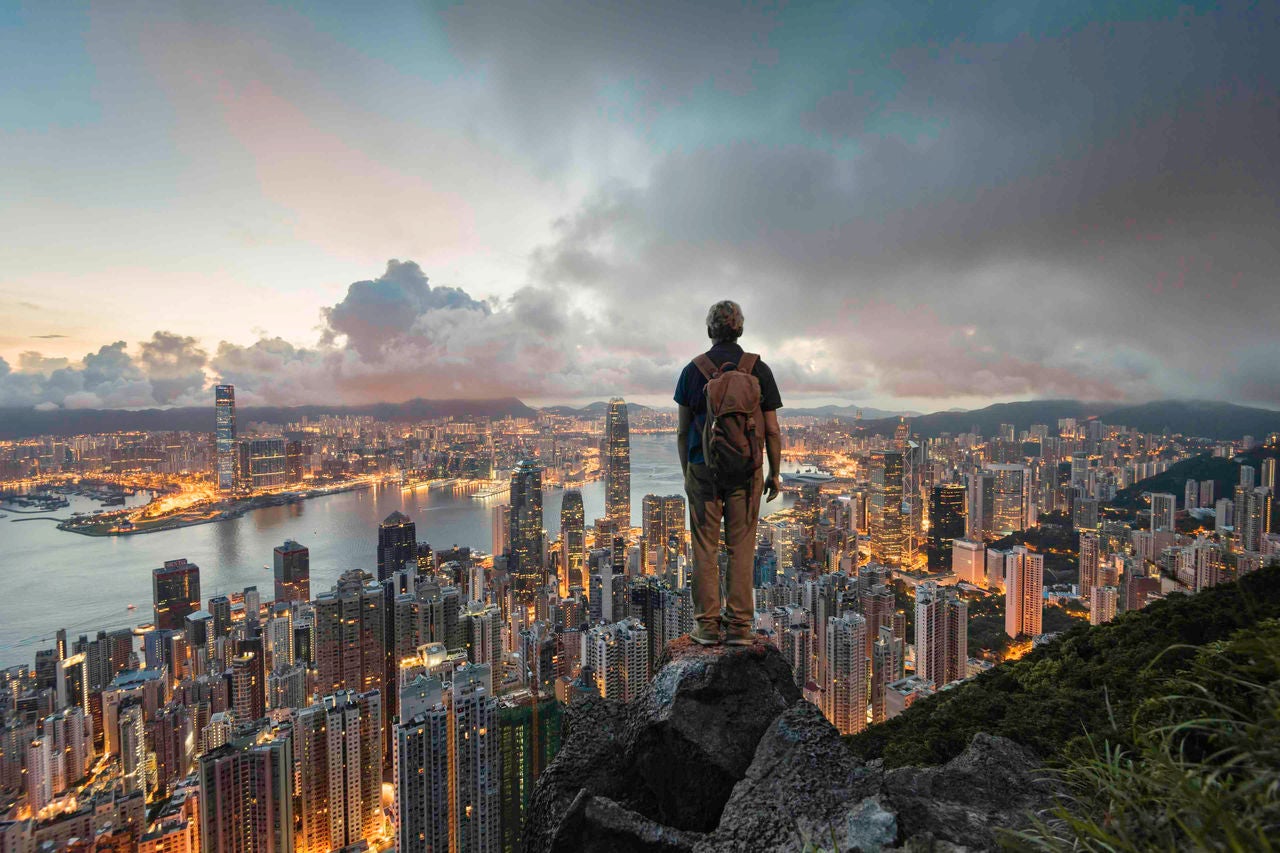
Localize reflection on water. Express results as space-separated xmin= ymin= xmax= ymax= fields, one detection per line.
xmin=0 ymin=434 xmax=792 ymax=667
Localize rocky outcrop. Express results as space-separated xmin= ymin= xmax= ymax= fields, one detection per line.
xmin=524 ymin=639 xmax=1055 ymax=853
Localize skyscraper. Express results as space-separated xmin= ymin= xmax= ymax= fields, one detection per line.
xmin=604 ymin=398 xmax=631 ymax=524
xmin=869 ymin=450 xmax=907 ymax=566
xmin=582 ymin=618 xmax=649 ymax=702
xmin=1150 ymin=492 xmax=1177 ymax=533
xmin=1078 ymin=532 xmax=1100 ymax=599
xmin=377 ymin=511 xmax=417 ymax=582
xmin=313 ymin=570 xmax=386 ymax=714
xmin=1090 ymin=586 xmax=1117 ymax=625
xmin=395 ymin=675 xmax=452 ymax=853
xmin=928 ymin=484 xmax=966 ymax=570
xmin=491 ymin=504 xmax=510 ymax=557
xmin=153 ymin=559 xmax=200 ymax=631
xmin=215 ymin=384 xmax=237 ymax=492
xmin=273 ymin=539 xmax=310 ymax=604
xmin=823 ymin=612 xmax=868 ymax=736
xmin=199 ymin=734 xmax=294 ymax=853
xmin=1004 ymin=546 xmax=1044 ymax=638
xmin=509 ymin=460 xmax=545 ymax=598
xmin=295 ymin=690 xmax=383 ymax=852
xmin=560 ymin=490 xmax=586 ymax=597
xmin=914 ymin=582 xmax=968 ymax=688
xmin=453 ymin=664 xmax=501 ymax=853
xmin=986 ymin=464 xmax=1031 ymax=536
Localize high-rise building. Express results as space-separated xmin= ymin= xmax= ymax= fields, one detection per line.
xmin=241 ymin=437 xmax=287 ymax=491
xmin=1150 ymin=492 xmax=1177 ymax=533
xmin=582 ymin=618 xmax=649 ymax=702
xmin=966 ymin=471 xmax=994 ymax=540
xmin=1090 ymin=586 xmax=1117 ymax=625
xmin=870 ymin=624 xmax=905 ymax=725
xmin=395 ymin=675 xmax=451 ymax=853
xmin=491 ymin=504 xmax=510 ymax=558
xmin=509 ymin=461 xmax=545 ymax=598
xmin=229 ymin=649 xmax=265 ymax=723
xmin=452 ymin=664 xmax=501 ymax=852
xmin=273 ymin=539 xmax=310 ymax=605
xmin=153 ymin=559 xmax=201 ymax=631
xmin=928 ymin=484 xmax=966 ymax=570
xmin=313 ymin=570 xmax=386 ymax=722
xmin=199 ymin=733 xmax=294 ymax=853
xmin=604 ymin=398 xmax=631 ymax=524
xmin=498 ymin=692 xmax=563 ymax=852
xmin=560 ymin=490 xmax=586 ymax=597
xmin=1004 ymin=546 xmax=1044 ymax=638
xmin=951 ymin=539 xmax=985 ymax=585
xmin=823 ymin=612 xmax=868 ymax=736
xmin=1239 ymin=486 xmax=1273 ymax=553
xmin=215 ymin=385 xmax=237 ymax=492
xmin=377 ymin=511 xmax=417 ymax=582
xmin=869 ymin=451 xmax=907 ymax=566
xmin=1079 ymin=532 xmax=1101 ymax=599
xmin=986 ymin=464 xmax=1031 ymax=536
xmin=914 ymin=582 xmax=967 ymax=687
xmin=295 ymin=690 xmax=383 ymax=852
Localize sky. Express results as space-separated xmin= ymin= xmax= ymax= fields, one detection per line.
xmin=1 ymin=1 xmax=1277 ymax=413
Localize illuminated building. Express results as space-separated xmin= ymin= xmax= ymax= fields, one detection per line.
xmin=986 ymin=464 xmax=1031 ymax=536
xmin=869 ymin=450 xmax=907 ymax=566
xmin=395 ymin=675 xmax=451 ymax=853
xmin=509 ymin=461 xmax=545 ymax=599
xmin=871 ymin=625 xmax=904 ymax=724
xmin=453 ymin=665 xmax=501 ymax=853
xmin=1238 ymin=486 xmax=1273 ymax=553
xmin=377 ymin=511 xmax=417 ymax=582
xmin=604 ymin=398 xmax=631 ymax=524
xmin=215 ymin=384 xmax=236 ymax=492
xmin=198 ymin=734 xmax=294 ymax=853
xmin=928 ymin=484 xmax=966 ymax=570
xmin=272 ymin=540 xmax=310 ymax=604
xmin=295 ymin=690 xmax=383 ymax=852
xmin=966 ymin=471 xmax=994 ymax=540
xmin=560 ymin=489 xmax=586 ymax=597
xmin=915 ymin=582 xmax=967 ymax=687
xmin=951 ymin=539 xmax=985 ymax=586
xmin=153 ymin=559 xmax=201 ymax=631
xmin=491 ymin=504 xmax=510 ymax=558
xmin=240 ymin=437 xmax=287 ymax=490
xmin=1150 ymin=492 xmax=1177 ymax=533
xmin=582 ymin=618 xmax=649 ymax=702
xmin=313 ymin=570 xmax=386 ymax=720
xmin=498 ymin=692 xmax=563 ymax=852
xmin=822 ymin=612 xmax=868 ymax=736
xmin=1004 ymin=546 xmax=1044 ymax=638
xmin=1090 ymin=586 xmax=1117 ymax=625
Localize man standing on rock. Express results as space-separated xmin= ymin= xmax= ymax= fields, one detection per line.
xmin=675 ymin=300 xmax=783 ymax=645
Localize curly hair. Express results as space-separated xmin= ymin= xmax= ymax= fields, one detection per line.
xmin=706 ymin=300 xmax=744 ymax=343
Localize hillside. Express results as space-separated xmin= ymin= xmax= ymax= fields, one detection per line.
xmin=0 ymin=397 xmax=538 ymax=439
xmin=1108 ymin=453 xmax=1242 ymax=513
xmin=855 ymin=399 xmax=1280 ymax=441
xmin=845 ymin=564 xmax=1280 ymax=769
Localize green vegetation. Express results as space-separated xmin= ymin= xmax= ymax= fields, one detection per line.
xmin=966 ymin=593 xmax=1010 ymax=659
xmin=1107 ymin=453 xmax=1240 ymax=516
xmin=988 ymin=521 xmax=1079 ymax=585
xmin=1005 ymin=619 xmax=1280 ymax=851
xmin=846 ymin=565 xmax=1280 ymax=770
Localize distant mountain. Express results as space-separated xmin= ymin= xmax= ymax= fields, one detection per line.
xmin=541 ymin=401 xmax=655 ymax=418
xmin=786 ymin=404 xmax=920 ymax=420
xmin=1109 ymin=453 xmax=1242 ymax=512
xmin=852 ymin=400 xmax=1280 ymax=441
xmin=0 ymin=397 xmax=538 ymax=440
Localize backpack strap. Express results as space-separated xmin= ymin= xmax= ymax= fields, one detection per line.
xmin=693 ymin=354 xmax=718 ymax=381
xmin=737 ymin=352 xmax=759 ymax=374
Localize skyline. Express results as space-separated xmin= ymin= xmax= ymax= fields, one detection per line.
xmin=3 ymin=2 xmax=1278 ymax=412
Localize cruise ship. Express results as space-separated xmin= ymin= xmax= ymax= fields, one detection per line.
xmin=780 ymin=467 xmax=835 ymax=485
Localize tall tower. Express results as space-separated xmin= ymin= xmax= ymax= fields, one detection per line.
xmin=1004 ymin=546 xmax=1044 ymax=638
xmin=199 ymin=734 xmax=294 ymax=853
xmin=491 ymin=504 xmax=511 ymax=557
xmin=986 ymin=464 xmax=1031 ymax=536
xmin=559 ymin=490 xmax=586 ymax=597
xmin=377 ymin=511 xmax=417 ymax=582
xmin=153 ymin=559 xmax=201 ymax=631
xmin=604 ymin=398 xmax=631 ymax=524
xmin=313 ymin=571 xmax=387 ymax=709
xmin=915 ymin=582 xmax=968 ymax=687
xmin=928 ymin=484 xmax=966 ymax=570
xmin=214 ymin=384 xmax=237 ymax=492
xmin=273 ymin=539 xmax=310 ymax=604
xmin=295 ymin=690 xmax=383 ymax=852
xmin=869 ymin=451 xmax=907 ymax=566
xmin=823 ymin=612 xmax=868 ymax=736
xmin=508 ymin=461 xmax=545 ymax=599
xmin=1150 ymin=492 xmax=1177 ymax=533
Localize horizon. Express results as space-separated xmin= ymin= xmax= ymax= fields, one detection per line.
xmin=2 ymin=3 xmax=1277 ymax=413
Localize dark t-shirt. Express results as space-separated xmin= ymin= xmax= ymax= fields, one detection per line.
xmin=673 ymin=342 xmax=783 ymax=464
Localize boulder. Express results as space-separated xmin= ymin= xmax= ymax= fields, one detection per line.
xmin=626 ymin=638 xmax=802 ymax=831
xmin=548 ymin=790 xmax=705 ymax=853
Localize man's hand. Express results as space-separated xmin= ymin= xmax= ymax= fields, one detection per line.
xmin=764 ymin=474 xmax=780 ymax=502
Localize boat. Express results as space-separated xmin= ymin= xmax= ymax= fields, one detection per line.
xmin=780 ymin=468 xmax=836 ymax=485
xmin=126 ymin=604 xmax=137 ymax=611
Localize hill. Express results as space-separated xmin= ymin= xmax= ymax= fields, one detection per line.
xmin=1108 ymin=453 xmax=1243 ymax=513
xmin=0 ymin=397 xmax=537 ymax=439
xmin=855 ymin=399 xmax=1280 ymax=441
xmin=845 ymin=564 xmax=1280 ymax=768
xmin=540 ymin=401 xmax=655 ymax=418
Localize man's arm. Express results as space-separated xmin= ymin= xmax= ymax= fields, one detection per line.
xmin=763 ymin=409 xmax=781 ymax=501
xmin=677 ymin=405 xmax=692 ymax=476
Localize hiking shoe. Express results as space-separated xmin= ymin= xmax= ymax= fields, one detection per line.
xmin=690 ymin=625 xmax=721 ymax=646
xmin=725 ymin=628 xmax=755 ymax=646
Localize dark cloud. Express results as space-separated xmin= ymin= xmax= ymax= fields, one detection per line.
xmin=31 ymin=334 xmax=66 ymax=339
xmin=137 ymin=332 xmax=209 ymax=404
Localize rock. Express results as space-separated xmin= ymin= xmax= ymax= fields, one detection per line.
xmin=696 ymin=702 xmax=885 ymax=853
xmin=548 ymin=790 xmax=705 ymax=853
xmin=523 ymin=696 xmax=635 ymax=853
xmin=881 ymin=733 xmax=1055 ymax=850
xmin=626 ymin=638 xmax=802 ymax=832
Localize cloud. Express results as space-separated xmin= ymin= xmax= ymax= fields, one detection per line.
xmin=31 ymin=334 xmax=66 ymax=339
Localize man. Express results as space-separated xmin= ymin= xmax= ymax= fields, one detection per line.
xmin=675 ymin=300 xmax=783 ymax=645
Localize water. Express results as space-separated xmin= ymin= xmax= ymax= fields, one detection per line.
xmin=0 ymin=434 xmax=793 ymax=669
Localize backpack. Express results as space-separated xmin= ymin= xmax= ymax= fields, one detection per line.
xmin=694 ymin=352 xmax=764 ymax=490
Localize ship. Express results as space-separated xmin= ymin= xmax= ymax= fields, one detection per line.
xmin=780 ymin=467 xmax=835 ymax=485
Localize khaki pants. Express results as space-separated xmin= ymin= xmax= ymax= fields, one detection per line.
xmin=685 ymin=462 xmax=762 ymax=631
